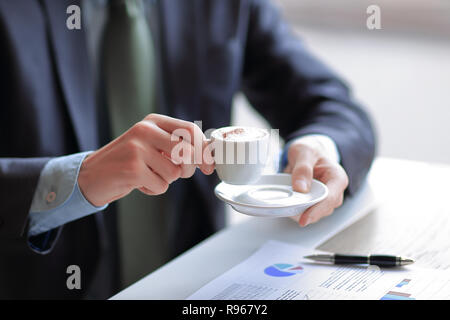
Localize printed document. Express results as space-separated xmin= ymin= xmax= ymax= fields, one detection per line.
xmin=188 ymin=241 xmax=450 ymax=300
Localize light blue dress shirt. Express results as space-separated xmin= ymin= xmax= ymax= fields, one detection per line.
xmin=28 ymin=152 xmax=107 ymax=238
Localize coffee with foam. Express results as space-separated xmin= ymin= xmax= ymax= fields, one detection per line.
xmin=215 ymin=127 xmax=267 ymax=141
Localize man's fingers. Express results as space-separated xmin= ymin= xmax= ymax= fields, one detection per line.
xmin=147 ymin=136 xmax=202 ymax=180
xmin=145 ymin=114 xmax=199 ymax=142
xmin=141 ymin=115 xmax=213 ymax=171
xmin=133 ymin=120 xmax=196 ymax=169
xmin=138 ymin=166 xmax=169 ymax=195
xmin=199 ymin=139 xmax=215 ymax=175
xmin=132 ymin=120 xmax=176 ymax=155
xmin=298 ymin=200 xmax=334 ymax=227
xmin=298 ymin=165 xmax=348 ymax=226
xmin=146 ymin=114 xmax=215 ymax=174
xmin=180 ymin=164 xmax=197 ymax=179
xmin=199 ymin=164 xmax=215 ymax=175
xmin=138 ymin=186 xmax=157 ymax=196
xmin=289 ymin=145 xmax=319 ymax=193
xmin=143 ymin=148 xmax=182 ymax=184
xmin=292 ymin=164 xmax=314 ymax=193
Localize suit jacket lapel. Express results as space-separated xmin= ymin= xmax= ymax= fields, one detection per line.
xmin=41 ymin=0 xmax=98 ymax=151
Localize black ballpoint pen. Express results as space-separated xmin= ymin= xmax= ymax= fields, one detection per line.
xmin=303 ymin=253 xmax=415 ymax=267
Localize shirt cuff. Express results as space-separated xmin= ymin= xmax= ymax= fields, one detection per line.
xmin=28 ymin=151 xmax=108 ymax=237
xmin=280 ymin=134 xmax=340 ymax=171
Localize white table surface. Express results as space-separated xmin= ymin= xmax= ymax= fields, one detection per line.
xmin=111 ymin=157 xmax=450 ymax=299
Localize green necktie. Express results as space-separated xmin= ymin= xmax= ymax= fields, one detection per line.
xmin=102 ymin=0 xmax=168 ymax=288
xmin=103 ymin=0 xmax=155 ymax=137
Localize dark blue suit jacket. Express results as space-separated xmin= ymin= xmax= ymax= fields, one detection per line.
xmin=0 ymin=0 xmax=375 ymax=298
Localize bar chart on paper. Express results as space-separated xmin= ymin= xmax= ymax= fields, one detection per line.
xmin=381 ymin=279 xmax=415 ymax=300
xmin=381 ymin=291 xmax=415 ymax=300
xmin=378 ymin=274 xmax=450 ymax=300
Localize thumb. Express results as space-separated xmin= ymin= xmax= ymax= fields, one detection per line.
xmin=289 ymin=146 xmax=318 ymax=193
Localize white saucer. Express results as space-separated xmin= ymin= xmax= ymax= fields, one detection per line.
xmin=214 ymin=173 xmax=328 ymax=218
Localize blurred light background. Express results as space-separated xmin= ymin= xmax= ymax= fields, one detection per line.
xmin=228 ymin=0 xmax=450 ymax=224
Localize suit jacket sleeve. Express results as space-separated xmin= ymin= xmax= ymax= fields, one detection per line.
xmin=242 ymin=0 xmax=376 ymax=195
xmin=0 ymin=158 xmax=50 ymax=238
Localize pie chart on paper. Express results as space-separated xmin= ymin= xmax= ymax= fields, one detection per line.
xmin=264 ymin=263 xmax=304 ymax=277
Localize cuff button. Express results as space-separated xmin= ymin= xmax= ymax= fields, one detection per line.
xmin=46 ymin=191 xmax=56 ymax=204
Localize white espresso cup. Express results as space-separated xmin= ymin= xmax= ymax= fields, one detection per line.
xmin=210 ymin=126 xmax=270 ymax=185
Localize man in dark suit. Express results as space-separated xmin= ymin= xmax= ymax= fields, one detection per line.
xmin=0 ymin=0 xmax=375 ymax=299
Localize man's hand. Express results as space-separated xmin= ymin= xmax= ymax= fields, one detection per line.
xmin=284 ymin=137 xmax=349 ymax=227
xmin=78 ymin=114 xmax=214 ymax=207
